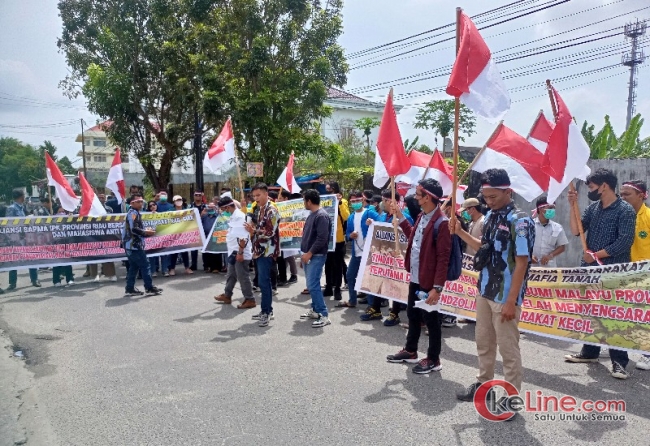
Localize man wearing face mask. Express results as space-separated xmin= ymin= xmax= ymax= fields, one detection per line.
xmin=531 ymin=196 xmax=568 ymax=268
xmin=156 ymin=191 xmax=174 ymax=212
xmin=190 ymin=191 xmax=207 ymax=271
xmin=460 ymin=198 xmax=485 ymax=257
xmin=564 ymin=168 xmax=636 ymax=379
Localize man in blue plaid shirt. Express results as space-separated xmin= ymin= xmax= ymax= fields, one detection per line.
xmin=564 ymin=168 xmax=636 ymax=380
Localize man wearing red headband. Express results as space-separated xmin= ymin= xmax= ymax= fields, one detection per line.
xmin=385 ymin=178 xmax=451 ymax=374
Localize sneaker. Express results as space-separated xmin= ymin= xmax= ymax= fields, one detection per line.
xmin=252 ymin=311 xmax=274 ymax=320
xmin=287 ymin=275 xmax=298 ymax=285
xmin=442 ymin=316 xmax=457 ymax=328
xmin=611 ymin=361 xmax=629 ymax=379
xmin=237 ymin=299 xmax=256 ymax=309
xmin=277 ymin=280 xmax=288 ymax=287
xmin=358 ymin=297 xmax=367 ymax=304
xmin=145 ymin=286 xmax=163 ymax=295
xmin=169 ymin=269 xmax=176 ymax=276
xmin=273 ymin=289 xmax=279 ymax=296
xmin=383 ymin=313 xmax=401 ymax=327
xmin=32 ymin=281 xmax=41 ymax=288
xmin=163 ymin=272 xmax=170 ymax=277
xmin=300 ymin=309 xmax=319 ymax=319
xmin=312 ymin=314 xmax=331 ymax=327
xmin=258 ymin=313 xmax=270 ymax=327
xmin=564 ymin=353 xmax=599 ymax=363
xmin=54 ymin=283 xmax=63 ymax=288
xmin=386 ymin=349 xmax=419 ymax=364
xmin=109 ymin=276 xmax=118 ymax=282
xmin=125 ymin=288 xmax=144 ymax=296
xmin=94 ymin=275 xmax=101 ymax=283
xmin=360 ymin=308 xmax=383 ymax=321
xmin=214 ymin=294 xmax=232 ymax=304
xmin=66 ymin=281 xmax=75 ymax=286
xmin=412 ymin=358 xmax=442 ymax=374
xmin=7 ymin=284 xmax=16 ymax=291
xmin=341 ymin=283 xmax=349 ymax=290
xmin=252 ymin=286 xmax=260 ymax=292
xmin=636 ymin=356 xmax=650 ymax=371
xmin=457 ymin=382 xmax=481 ymax=402
xmin=152 ymin=272 xmax=158 ymax=277
xmin=334 ymin=288 xmax=342 ymax=301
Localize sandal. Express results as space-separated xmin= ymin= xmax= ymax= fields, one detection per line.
xmin=336 ymin=301 xmax=356 ymax=308
xmin=301 ymin=289 xmax=310 ymax=295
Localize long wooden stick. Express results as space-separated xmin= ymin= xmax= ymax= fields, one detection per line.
xmin=450 ymin=7 xmax=462 ymax=226
xmin=545 ymin=80 xmax=588 ymax=252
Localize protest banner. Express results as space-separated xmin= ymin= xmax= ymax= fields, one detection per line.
xmin=246 ymin=162 xmax=264 ymax=178
xmin=204 ymin=195 xmax=339 ymax=254
xmin=0 ymin=209 xmax=206 ymax=272
xmin=357 ymin=222 xmax=650 ymax=354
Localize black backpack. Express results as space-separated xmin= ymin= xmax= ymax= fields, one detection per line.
xmin=433 ymin=215 xmax=463 ymax=281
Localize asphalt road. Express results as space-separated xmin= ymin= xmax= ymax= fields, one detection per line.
xmin=1 ymin=263 xmax=649 ymax=446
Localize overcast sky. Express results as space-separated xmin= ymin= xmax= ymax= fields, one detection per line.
xmin=0 ymin=0 xmax=648 ymax=163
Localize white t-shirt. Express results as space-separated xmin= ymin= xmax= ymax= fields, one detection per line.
xmin=353 ymin=212 xmax=365 ymax=257
xmin=226 ymin=208 xmax=252 ymax=260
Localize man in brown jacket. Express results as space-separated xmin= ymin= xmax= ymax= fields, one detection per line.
xmin=386 ymin=178 xmax=451 ymax=374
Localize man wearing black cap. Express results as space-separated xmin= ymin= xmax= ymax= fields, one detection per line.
xmin=190 ymin=190 xmax=207 ymax=271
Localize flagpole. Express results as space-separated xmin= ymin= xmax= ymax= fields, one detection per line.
xmin=546 ymin=79 xmax=587 ymax=252
xmin=450 ymin=7 xmax=463 ymax=227
xmin=230 ymin=116 xmax=246 ymax=203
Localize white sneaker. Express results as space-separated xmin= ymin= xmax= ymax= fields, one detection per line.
xmin=300 ymin=309 xmax=319 ymax=319
xmin=312 ymin=314 xmax=331 ymax=327
xmin=109 ymin=276 xmax=117 ymax=282
xmin=636 ymin=356 xmax=650 ymax=370
xmin=273 ymin=289 xmax=279 ymax=296
xmin=54 ymin=283 xmax=63 ymax=287
xmin=93 ymin=275 xmax=101 ymax=283
xmin=67 ymin=281 xmax=75 ymax=286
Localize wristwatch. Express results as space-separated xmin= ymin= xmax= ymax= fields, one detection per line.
xmin=433 ymin=285 xmax=443 ymax=293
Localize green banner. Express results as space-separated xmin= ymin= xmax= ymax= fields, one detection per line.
xmin=357 ymin=222 xmax=650 ymax=354
xmin=0 ymin=209 xmax=206 ymax=271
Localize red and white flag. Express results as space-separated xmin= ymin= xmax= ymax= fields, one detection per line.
xmin=373 ymin=90 xmax=411 ymax=187
xmin=204 ymin=118 xmax=236 ymax=173
xmin=276 ymin=152 xmax=301 ymax=194
xmin=446 ymin=12 xmax=511 ymax=122
xmin=396 ymin=149 xmax=454 ymax=196
xmin=527 ymin=110 xmax=555 ymax=154
xmin=542 ymin=87 xmax=591 ymax=203
xmin=106 ymin=150 xmax=126 ymax=204
xmin=45 ymin=152 xmax=80 ymax=212
xmin=78 ymin=173 xmax=107 ymax=217
xmin=455 ymin=184 xmax=468 ymax=205
xmin=471 ymin=123 xmax=549 ymax=201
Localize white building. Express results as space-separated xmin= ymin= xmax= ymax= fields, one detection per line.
xmin=322 ymin=87 xmax=399 ymax=145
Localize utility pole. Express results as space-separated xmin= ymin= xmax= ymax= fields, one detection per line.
xmin=194 ymin=112 xmax=204 ymax=193
xmin=622 ymin=19 xmax=647 ymax=129
xmin=80 ymin=118 xmax=87 ymax=175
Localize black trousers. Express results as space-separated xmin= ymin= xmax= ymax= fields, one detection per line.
xmin=277 ymin=253 xmax=287 ymax=282
xmin=202 ymin=253 xmax=222 ymax=271
xmin=405 ymin=282 xmax=442 ymax=361
xmin=324 ymin=241 xmax=346 ymax=290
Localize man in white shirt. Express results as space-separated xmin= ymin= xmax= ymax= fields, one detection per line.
xmin=532 ymin=196 xmax=568 ymax=268
xmin=214 ymin=196 xmax=255 ymax=309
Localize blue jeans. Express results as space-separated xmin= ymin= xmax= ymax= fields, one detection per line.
xmin=149 ymin=256 xmax=168 ymax=274
xmin=257 ymin=256 xmax=274 ymax=315
xmin=126 ymin=249 xmax=153 ymax=291
xmin=305 ymin=254 xmax=327 ymax=317
xmin=9 ymin=269 xmax=38 ymax=286
xmin=581 ymin=345 xmax=628 ymax=368
xmin=346 ymin=255 xmax=362 ymax=305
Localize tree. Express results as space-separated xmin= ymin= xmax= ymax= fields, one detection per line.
xmin=58 ymin=156 xmax=78 ymax=175
xmin=354 ymin=117 xmax=381 ymax=162
xmin=58 ymin=0 xmax=212 ymax=190
xmin=414 ymin=99 xmax=476 ymax=142
xmin=0 ymin=138 xmax=41 ymax=201
xmin=581 ymin=114 xmax=650 ymax=159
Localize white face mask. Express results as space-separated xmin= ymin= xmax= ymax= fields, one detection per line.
xmin=174 ymin=200 xmax=182 ymax=206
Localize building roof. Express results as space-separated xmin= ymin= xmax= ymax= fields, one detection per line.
xmin=327 ymin=87 xmax=376 ymax=105
xmin=326 ymin=87 xmax=401 ymax=112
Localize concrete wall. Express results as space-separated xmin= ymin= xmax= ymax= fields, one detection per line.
xmin=510 ymin=158 xmax=650 ymax=267
xmin=321 ymin=107 xmax=383 ymax=145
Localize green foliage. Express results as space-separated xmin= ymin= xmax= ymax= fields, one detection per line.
xmin=414 ymin=100 xmax=476 ymax=141
xmin=446 ymin=156 xmax=469 ymax=182
xmin=0 ymin=138 xmax=44 ymax=201
xmin=57 ymin=157 xmax=77 ymax=175
xmin=58 ymin=0 xmax=348 ymax=187
xmin=581 ymin=114 xmax=650 ymax=159
xmin=354 ymin=117 xmax=381 ymax=137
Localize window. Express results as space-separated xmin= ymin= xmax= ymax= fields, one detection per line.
xmin=93 ymin=155 xmax=107 ymax=163
xmin=84 ymin=138 xmax=90 ymax=146
xmin=93 ymin=138 xmax=106 ymax=147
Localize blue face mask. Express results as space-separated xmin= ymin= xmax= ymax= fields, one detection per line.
xmin=462 ymin=210 xmax=471 ymax=221
xmin=222 ymin=211 xmax=232 ymax=218
xmin=208 ymin=210 xmax=216 ymax=215
xmin=159 ymin=196 xmax=167 ymax=202
xmin=544 ymin=209 xmax=556 ymax=219
xmin=351 ymin=202 xmax=363 ymax=211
